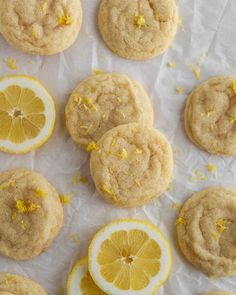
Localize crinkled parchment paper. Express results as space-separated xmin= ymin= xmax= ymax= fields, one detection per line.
xmin=0 ymin=0 xmax=236 ymax=294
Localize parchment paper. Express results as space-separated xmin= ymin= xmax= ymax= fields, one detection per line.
xmin=0 ymin=0 xmax=236 ymax=294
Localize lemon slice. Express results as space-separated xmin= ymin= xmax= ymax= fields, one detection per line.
xmin=0 ymin=75 xmax=55 ymax=153
xmin=88 ymin=219 xmax=172 ymax=295
xmin=67 ymin=257 xmax=106 ymax=295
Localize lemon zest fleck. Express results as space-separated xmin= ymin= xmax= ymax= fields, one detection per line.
xmin=57 ymin=15 xmax=72 ymax=25
xmin=41 ymin=1 xmax=47 ymax=14
xmin=0 ymin=180 xmax=16 ymax=191
xmin=72 ymin=176 xmax=79 ymax=186
xmin=175 ymin=217 xmax=187 ymax=226
xmin=228 ymin=116 xmax=236 ymax=124
xmin=212 ymin=218 xmax=231 ymax=238
xmin=15 ymin=200 xmax=41 ymax=213
xmin=34 ymin=187 xmax=46 ymax=198
xmin=21 ymin=220 xmax=27 ymax=230
xmin=31 ymin=29 xmax=38 ymax=38
xmin=171 ymin=202 xmax=182 ymax=211
xmin=206 ymin=163 xmax=217 ymax=173
xmin=193 ymin=66 xmax=201 ymax=80
xmin=168 ymin=61 xmax=176 ymax=68
xmin=86 ymin=141 xmax=99 ymax=152
xmin=111 ymin=139 xmax=117 ymax=147
xmin=5 ymin=58 xmax=18 ymax=70
xmin=70 ymin=233 xmax=80 ymax=244
xmin=100 ymin=185 xmax=114 ymax=196
xmin=134 ymin=15 xmax=146 ymax=28
xmin=232 ymin=81 xmax=236 ymax=94
xmin=93 ymin=69 xmax=102 ymax=75
xmin=190 ymin=169 xmax=206 ymax=182
xmin=175 ymin=86 xmax=184 ymax=94
xmin=110 ymin=148 xmax=128 ymax=159
xmin=59 ymin=194 xmax=71 ymax=205
xmin=11 ymin=212 xmax=17 ymax=220
xmin=206 ymin=110 xmax=214 ymax=117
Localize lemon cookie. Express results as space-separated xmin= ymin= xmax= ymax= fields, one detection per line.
xmin=0 ymin=0 xmax=82 ymax=55
xmin=203 ymin=292 xmax=236 ymax=295
xmin=0 ymin=273 xmax=47 ymax=294
xmin=98 ymin=0 xmax=178 ymax=60
xmin=0 ymin=168 xmax=63 ymax=260
xmin=65 ymin=73 xmax=154 ymax=149
xmin=184 ymin=76 xmax=236 ymax=155
xmin=176 ymin=187 xmax=236 ymax=277
xmin=90 ymin=123 xmax=173 ymax=207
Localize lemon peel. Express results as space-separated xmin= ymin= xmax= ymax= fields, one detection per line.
xmin=57 ymin=15 xmax=72 ymax=25
xmin=31 ymin=29 xmax=38 ymax=39
xmin=0 ymin=180 xmax=16 ymax=191
xmin=175 ymin=217 xmax=187 ymax=226
xmin=100 ymin=185 xmax=114 ymax=196
xmin=93 ymin=69 xmax=103 ymax=75
xmin=86 ymin=141 xmax=99 ymax=152
xmin=190 ymin=169 xmax=206 ymax=182
xmin=15 ymin=200 xmax=41 ymax=213
xmin=109 ymin=148 xmax=128 ymax=159
xmin=193 ymin=66 xmax=201 ymax=80
xmin=134 ymin=15 xmax=146 ymax=28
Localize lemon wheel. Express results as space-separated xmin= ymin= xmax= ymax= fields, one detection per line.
xmin=0 ymin=75 xmax=55 ymax=154
xmin=88 ymin=219 xmax=172 ymax=295
xmin=67 ymin=257 xmax=106 ymax=295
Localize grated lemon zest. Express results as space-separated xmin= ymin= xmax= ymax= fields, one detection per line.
xmin=41 ymin=1 xmax=47 ymax=14
xmin=5 ymin=58 xmax=18 ymax=70
xmin=110 ymin=148 xmax=128 ymax=159
xmin=212 ymin=218 xmax=231 ymax=238
xmin=175 ymin=86 xmax=184 ymax=94
xmin=15 ymin=200 xmax=41 ymax=213
xmin=175 ymin=217 xmax=187 ymax=226
xmin=134 ymin=15 xmax=146 ymax=28
xmin=34 ymin=187 xmax=46 ymax=198
xmin=193 ymin=66 xmax=201 ymax=80
xmin=168 ymin=61 xmax=176 ymax=68
xmin=31 ymin=29 xmax=38 ymax=38
xmin=59 ymin=194 xmax=71 ymax=205
xmin=232 ymin=81 xmax=236 ymax=94
xmin=135 ymin=148 xmax=143 ymax=154
xmin=206 ymin=163 xmax=217 ymax=173
xmin=228 ymin=116 xmax=236 ymax=124
xmin=93 ymin=69 xmax=102 ymax=75
xmin=57 ymin=15 xmax=72 ymax=25
xmin=11 ymin=212 xmax=17 ymax=220
xmin=0 ymin=180 xmax=16 ymax=191
xmin=134 ymin=179 xmax=141 ymax=187
xmin=100 ymin=185 xmax=114 ymax=196
xmin=86 ymin=141 xmax=99 ymax=152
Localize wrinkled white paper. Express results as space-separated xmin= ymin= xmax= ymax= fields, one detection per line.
xmin=0 ymin=0 xmax=236 ymax=294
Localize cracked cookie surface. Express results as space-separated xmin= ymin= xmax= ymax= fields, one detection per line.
xmin=66 ymin=73 xmax=154 ymax=149
xmin=176 ymin=187 xmax=236 ymax=277
xmin=98 ymin=0 xmax=178 ymax=60
xmin=184 ymin=76 xmax=236 ymax=155
xmin=0 ymin=273 xmax=47 ymax=295
xmin=0 ymin=0 xmax=82 ymax=55
xmin=90 ymin=123 xmax=173 ymax=207
xmin=0 ymin=168 xmax=63 ymax=260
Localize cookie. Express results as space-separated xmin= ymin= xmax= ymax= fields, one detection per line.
xmin=90 ymin=123 xmax=173 ymax=207
xmin=203 ymin=292 xmax=236 ymax=295
xmin=0 ymin=0 xmax=82 ymax=55
xmin=184 ymin=76 xmax=236 ymax=155
xmin=176 ymin=187 xmax=236 ymax=277
xmin=0 ymin=168 xmax=63 ymax=260
xmin=65 ymin=73 xmax=154 ymax=149
xmin=0 ymin=273 xmax=47 ymax=295
xmin=98 ymin=0 xmax=178 ymax=60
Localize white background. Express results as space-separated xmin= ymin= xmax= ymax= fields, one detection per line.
xmin=0 ymin=0 xmax=236 ymax=294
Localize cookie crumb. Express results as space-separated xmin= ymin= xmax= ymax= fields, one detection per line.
xmin=175 ymin=86 xmax=184 ymax=94
xmin=79 ymin=174 xmax=88 ymax=184
xmin=134 ymin=15 xmax=146 ymax=28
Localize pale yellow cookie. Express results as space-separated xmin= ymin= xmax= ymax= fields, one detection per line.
xmin=65 ymin=73 xmax=154 ymax=149
xmin=90 ymin=123 xmax=173 ymax=207
xmin=98 ymin=0 xmax=178 ymax=60
xmin=176 ymin=187 xmax=236 ymax=277
xmin=0 ymin=273 xmax=47 ymax=295
xmin=184 ymin=76 xmax=236 ymax=155
xmin=203 ymin=292 xmax=236 ymax=295
xmin=0 ymin=168 xmax=63 ymax=260
xmin=0 ymin=0 xmax=82 ymax=55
